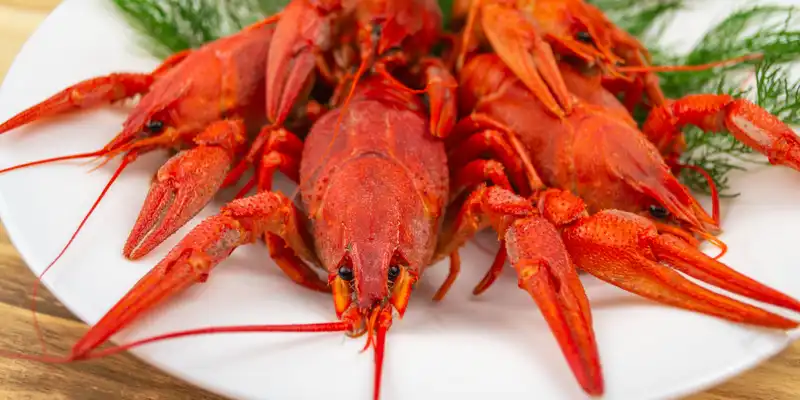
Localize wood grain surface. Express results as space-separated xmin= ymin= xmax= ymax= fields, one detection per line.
xmin=0 ymin=1 xmax=798 ymax=399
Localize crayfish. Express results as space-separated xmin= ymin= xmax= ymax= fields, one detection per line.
xmin=443 ymin=0 xmax=800 ymax=394
xmin=0 ymin=0 xmax=458 ymax=399
xmin=1 ymin=0 xmax=800 ymax=399
xmin=451 ymin=0 xmax=800 ymax=176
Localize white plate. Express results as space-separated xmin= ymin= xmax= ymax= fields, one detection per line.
xmin=1 ymin=0 xmax=799 ymax=399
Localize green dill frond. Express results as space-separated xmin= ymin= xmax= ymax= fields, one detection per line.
xmin=588 ymin=0 xmax=684 ymax=41
xmin=597 ymin=3 xmax=800 ymax=194
xmin=657 ymin=5 xmax=800 ymax=99
xmin=111 ymin=0 xmax=283 ymax=58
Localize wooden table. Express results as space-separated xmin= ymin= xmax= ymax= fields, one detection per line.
xmin=0 ymin=1 xmax=798 ymax=399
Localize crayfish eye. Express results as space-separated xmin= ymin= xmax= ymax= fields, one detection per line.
xmin=387 ymin=265 xmax=401 ymax=282
xmin=338 ymin=265 xmax=354 ymax=281
xmin=575 ymin=31 xmax=594 ymax=44
xmin=649 ymin=204 xmax=670 ymax=219
xmin=145 ymin=120 xmax=165 ymax=133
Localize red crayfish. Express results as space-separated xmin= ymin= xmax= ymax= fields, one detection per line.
xmin=1 ymin=0 xmax=800 ymax=399
xmin=451 ymin=0 xmax=800 ymax=176
xmin=441 ymin=0 xmax=800 ymax=394
xmin=0 ymin=0 xmax=461 ymax=399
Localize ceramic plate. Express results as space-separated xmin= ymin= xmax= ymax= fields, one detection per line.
xmin=1 ymin=0 xmax=799 ymax=399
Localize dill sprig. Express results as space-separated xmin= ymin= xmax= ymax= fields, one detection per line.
xmin=111 ymin=0 xmax=281 ymax=57
xmin=588 ymin=0 xmax=684 ymax=40
xmin=597 ymin=2 xmax=800 ymax=194
xmin=656 ymin=6 xmax=800 ymax=99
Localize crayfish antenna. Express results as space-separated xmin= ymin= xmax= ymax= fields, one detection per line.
xmin=372 ymin=308 xmax=391 ymax=400
xmin=29 ymin=152 xmax=138 ymax=355
xmin=1 ymin=322 xmax=350 ymax=364
xmin=0 ymin=149 xmax=106 ymax=174
xmin=0 ymin=73 xmax=153 ymax=135
xmin=616 ymin=53 xmax=763 ymax=74
xmin=562 ymin=210 xmax=800 ymax=329
xmin=678 ymin=164 xmax=721 ymax=227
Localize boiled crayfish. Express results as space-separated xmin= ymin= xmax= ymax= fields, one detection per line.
xmin=1 ymin=0 xmax=800 ymax=399
xmin=0 ymin=0 xmax=459 ymax=399
xmin=450 ymin=0 xmax=800 ymax=176
xmin=445 ymin=26 xmax=800 ymax=398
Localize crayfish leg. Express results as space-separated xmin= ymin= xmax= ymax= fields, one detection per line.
xmin=417 ymin=58 xmax=458 ymax=138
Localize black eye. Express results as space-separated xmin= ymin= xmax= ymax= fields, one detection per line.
xmin=145 ymin=120 xmax=164 ymax=133
xmin=387 ymin=265 xmax=400 ymax=282
xmin=649 ymin=205 xmax=670 ymax=219
xmin=575 ymin=31 xmax=593 ymax=44
xmin=371 ymin=23 xmax=382 ymax=41
xmin=338 ymin=265 xmax=354 ymax=281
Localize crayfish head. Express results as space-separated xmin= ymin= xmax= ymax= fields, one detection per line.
xmin=330 ymin=248 xmax=418 ymax=332
xmin=106 ymin=73 xmax=192 ymax=153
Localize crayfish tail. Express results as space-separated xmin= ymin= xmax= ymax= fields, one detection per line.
xmin=0 ymin=73 xmax=153 ymax=136
xmin=652 ymin=234 xmax=800 ymax=314
xmin=562 ymin=210 xmax=798 ymax=330
xmin=505 ymin=216 xmax=603 ymax=396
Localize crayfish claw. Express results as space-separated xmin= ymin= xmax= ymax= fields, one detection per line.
xmin=266 ymin=0 xmax=333 ymax=125
xmin=477 ymin=3 xmax=574 ymax=118
xmin=73 ymin=214 xmax=244 ymax=358
xmin=652 ymin=233 xmax=800 ymax=314
xmin=123 ymin=146 xmax=234 ymax=259
xmin=0 ymin=73 xmax=153 ymax=135
xmin=643 ymin=94 xmax=800 ymax=172
xmin=505 ymin=216 xmax=603 ymax=396
xmin=562 ymin=210 xmax=799 ymax=330
xmin=124 ymin=120 xmax=246 ymax=259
